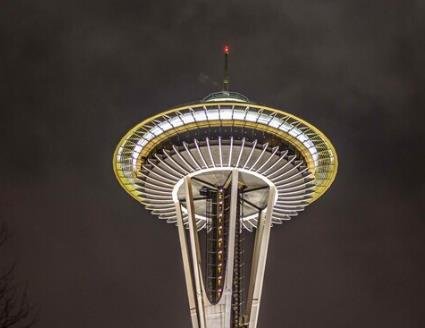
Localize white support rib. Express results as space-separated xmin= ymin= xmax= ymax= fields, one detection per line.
xmin=155 ymin=153 xmax=185 ymax=177
xmin=218 ymin=137 xmax=223 ymax=167
xmin=163 ymin=149 xmax=190 ymax=174
xmin=249 ymin=143 xmax=269 ymax=171
xmin=261 ymin=150 xmax=288 ymax=175
xmin=267 ymin=155 xmax=297 ymax=179
xmin=147 ymin=158 xmax=181 ymax=180
xmin=175 ymin=200 xmax=200 ymax=328
xmin=184 ymin=142 xmax=202 ymax=170
xmin=270 ymin=161 xmax=304 ymax=182
xmin=243 ymin=140 xmax=258 ymax=169
xmin=141 ymin=170 xmax=175 ymax=186
xmin=235 ymin=138 xmax=246 ymax=167
xmin=254 ymin=146 xmax=278 ymax=172
xmin=228 ymin=137 xmax=234 ymax=167
xmin=173 ymin=145 xmax=196 ymax=171
xmin=205 ymin=138 xmax=216 ymax=167
xmin=142 ymin=181 xmax=173 ymax=192
xmin=245 ymin=187 xmax=276 ymax=328
xmin=184 ymin=176 xmax=207 ymax=328
xmin=194 ymin=139 xmax=208 ymax=168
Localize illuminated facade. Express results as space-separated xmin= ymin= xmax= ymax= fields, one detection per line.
xmin=113 ymin=48 xmax=338 ymax=327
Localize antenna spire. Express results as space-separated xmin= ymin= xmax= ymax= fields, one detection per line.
xmin=223 ymin=45 xmax=230 ymax=92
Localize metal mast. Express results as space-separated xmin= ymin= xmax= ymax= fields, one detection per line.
xmin=223 ymin=45 xmax=230 ymax=92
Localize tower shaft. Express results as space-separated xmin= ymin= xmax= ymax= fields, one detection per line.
xmin=175 ymin=169 xmax=275 ymax=328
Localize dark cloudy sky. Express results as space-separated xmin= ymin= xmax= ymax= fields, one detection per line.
xmin=1 ymin=0 xmax=424 ymax=327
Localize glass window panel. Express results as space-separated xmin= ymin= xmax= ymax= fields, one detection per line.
xmin=206 ymin=109 xmax=219 ymax=120
xmin=245 ymin=111 xmax=259 ymax=122
xmin=297 ymin=134 xmax=308 ymax=143
xmin=169 ymin=116 xmax=183 ymax=127
xmin=193 ymin=110 xmax=207 ymax=121
xmin=144 ymin=132 xmax=155 ymax=141
xmin=220 ymin=108 xmax=233 ymax=120
xmin=133 ymin=145 xmax=142 ymax=153
xmin=269 ymin=117 xmax=282 ymax=128
xmin=159 ymin=121 xmax=173 ymax=131
xmin=257 ymin=113 xmax=272 ymax=124
xmin=289 ymin=128 xmax=301 ymax=137
xmin=233 ymin=109 xmax=246 ymax=120
xmin=150 ymin=126 xmax=163 ymax=136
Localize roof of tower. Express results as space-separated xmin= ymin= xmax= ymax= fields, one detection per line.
xmin=203 ymin=91 xmax=249 ymax=103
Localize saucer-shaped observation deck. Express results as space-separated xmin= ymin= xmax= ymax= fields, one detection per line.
xmin=113 ymin=91 xmax=338 ymax=230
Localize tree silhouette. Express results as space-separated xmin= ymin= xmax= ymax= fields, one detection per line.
xmin=0 ymin=223 xmax=37 ymax=328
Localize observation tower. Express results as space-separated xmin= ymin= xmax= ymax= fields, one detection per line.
xmin=113 ymin=46 xmax=338 ymax=328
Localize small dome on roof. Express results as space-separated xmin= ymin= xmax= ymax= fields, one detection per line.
xmin=203 ymin=91 xmax=249 ymax=103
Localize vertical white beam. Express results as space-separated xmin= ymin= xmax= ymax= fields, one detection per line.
xmin=184 ymin=176 xmax=208 ymax=328
xmin=175 ymin=200 xmax=200 ymax=328
xmin=245 ymin=187 xmax=276 ymax=328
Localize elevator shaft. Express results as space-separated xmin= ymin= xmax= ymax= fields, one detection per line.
xmin=175 ymin=169 xmax=275 ymax=328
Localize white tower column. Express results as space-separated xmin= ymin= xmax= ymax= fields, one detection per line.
xmin=175 ymin=169 xmax=275 ymax=328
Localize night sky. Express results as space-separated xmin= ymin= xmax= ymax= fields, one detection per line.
xmin=1 ymin=1 xmax=425 ymax=327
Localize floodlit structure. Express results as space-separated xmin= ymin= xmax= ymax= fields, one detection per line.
xmin=113 ymin=47 xmax=338 ymax=328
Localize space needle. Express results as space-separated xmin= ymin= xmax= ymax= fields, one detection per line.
xmin=113 ymin=46 xmax=338 ymax=328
